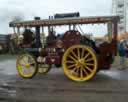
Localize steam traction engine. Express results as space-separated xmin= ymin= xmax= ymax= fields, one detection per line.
xmin=9 ymin=13 xmax=120 ymax=82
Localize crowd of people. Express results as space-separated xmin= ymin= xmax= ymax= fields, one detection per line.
xmin=118 ymin=39 xmax=128 ymax=70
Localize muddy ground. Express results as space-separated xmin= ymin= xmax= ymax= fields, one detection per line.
xmin=0 ymin=55 xmax=128 ymax=102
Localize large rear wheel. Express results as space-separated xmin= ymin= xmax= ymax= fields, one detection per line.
xmin=62 ymin=45 xmax=97 ymax=82
xmin=17 ymin=54 xmax=37 ymax=78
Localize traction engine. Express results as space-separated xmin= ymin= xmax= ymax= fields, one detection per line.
xmin=9 ymin=12 xmax=120 ymax=82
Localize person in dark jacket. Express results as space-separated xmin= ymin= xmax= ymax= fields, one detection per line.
xmin=118 ymin=41 xmax=125 ymax=69
xmin=123 ymin=40 xmax=128 ymax=58
xmin=125 ymin=48 xmax=128 ymax=58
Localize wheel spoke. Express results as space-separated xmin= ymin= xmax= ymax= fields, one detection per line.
xmin=28 ymin=57 xmax=33 ymax=63
xmin=24 ymin=56 xmax=28 ymax=62
xmin=81 ymin=48 xmax=84 ymax=58
xmin=81 ymin=66 xmax=88 ymax=75
xmin=19 ymin=63 xmax=26 ymax=67
xmin=77 ymin=48 xmax=80 ymax=59
xmin=68 ymin=55 xmax=77 ymax=61
xmin=75 ymin=66 xmax=79 ymax=75
xmin=24 ymin=56 xmax=29 ymax=63
xmin=27 ymin=56 xmax=29 ymax=62
xmin=67 ymin=64 xmax=76 ymax=69
xmin=85 ymin=63 xmax=94 ymax=66
xmin=85 ymin=58 xmax=93 ymax=62
xmin=71 ymin=50 xmax=78 ymax=59
xmin=23 ymin=68 xmax=28 ymax=74
xmin=83 ymin=53 xmax=90 ymax=59
xmin=80 ymin=67 xmax=83 ymax=78
xmin=66 ymin=60 xmax=75 ymax=64
xmin=83 ymin=64 xmax=93 ymax=72
xmin=27 ymin=69 xmax=33 ymax=75
xmin=22 ymin=58 xmax=26 ymax=64
xmin=72 ymin=67 xmax=78 ymax=72
xmin=29 ymin=61 xmax=35 ymax=65
xmin=30 ymin=66 xmax=35 ymax=71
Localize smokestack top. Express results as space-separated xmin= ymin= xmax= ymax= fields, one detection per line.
xmin=34 ymin=17 xmax=40 ymax=20
xmin=54 ymin=12 xmax=80 ymax=19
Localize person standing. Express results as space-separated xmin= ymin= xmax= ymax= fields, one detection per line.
xmin=124 ymin=40 xmax=128 ymax=68
xmin=118 ymin=41 xmax=126 ymax=69
xmin=124 ymin=40 xmax=128 ymax=56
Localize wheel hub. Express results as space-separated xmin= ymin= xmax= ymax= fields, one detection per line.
xmin=25 ymin=63 xmax=30 ymax=68
xmin=76 ymin=59 xmax=84 ymax=66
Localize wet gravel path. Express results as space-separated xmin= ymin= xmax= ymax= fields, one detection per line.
xmin=14 ymin=69 xmax=128 ymax=102
xmin=0 ymin=55 xmax=128 ymax=102
xmin=0 ymin=55 xmax=17 ymax=102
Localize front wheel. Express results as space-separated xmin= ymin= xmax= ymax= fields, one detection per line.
xmin=16 ymin=54 xmax=38 ymax=78
xmin=62 ymin=45 xmax=97 ymax=82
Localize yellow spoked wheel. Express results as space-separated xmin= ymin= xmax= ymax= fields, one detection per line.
xmin=17 ymin=54 xmax=37 ymax=78
xmin=38 ymin=64 xmax=51 ymax=74
xmin=62 ymin=45 xmax=97 ymax=82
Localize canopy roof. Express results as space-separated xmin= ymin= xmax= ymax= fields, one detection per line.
xmin=9 ymin=16 xmax=120 ymax=27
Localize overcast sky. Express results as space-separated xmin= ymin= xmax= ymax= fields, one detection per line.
xmin=0 ymin=0 xmax=112 ymax=36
